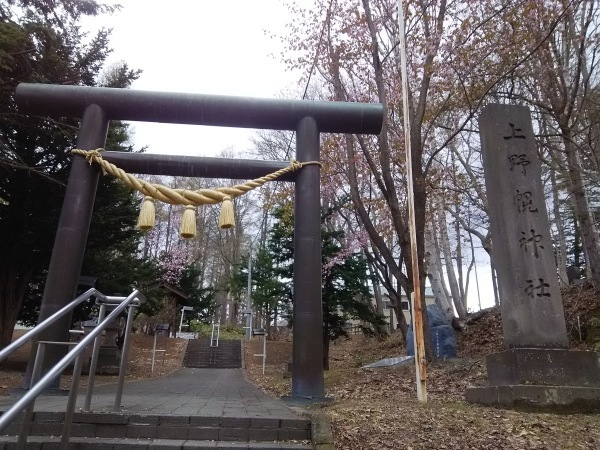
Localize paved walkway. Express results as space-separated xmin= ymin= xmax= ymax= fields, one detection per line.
xmin=0 ymin=369 xmax=301 ymax=419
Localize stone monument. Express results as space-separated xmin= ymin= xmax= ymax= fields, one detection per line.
xmin=466 ymin=104 xmax=600 ymax=408
xmin=81 ymin=318 xmax=122 ymax=375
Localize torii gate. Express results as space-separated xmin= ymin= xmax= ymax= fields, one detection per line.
xmin=16 ymin=83 xmax=383 ymax=399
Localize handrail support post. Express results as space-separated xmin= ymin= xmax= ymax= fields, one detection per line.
xmin=84 ymin=303 xmax=107 ymax=411
xmin=61 ymin=352 xmax=84 ymax=447
xmin=17 ymin=342 xmax=46 ymax=449
xmin=114 ymin=302 xmax=137 ymax=411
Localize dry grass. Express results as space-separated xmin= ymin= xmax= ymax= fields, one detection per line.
xmin=3 ymin=283 xmax=599 ymax=449
xmin=245 ymin=320 xmax=600 ymax=449
xmin=0 ymin=330 xmax=186 ymax=396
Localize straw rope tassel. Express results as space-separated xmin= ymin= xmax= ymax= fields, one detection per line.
xmin=71 ymin=149 xmax=321 ymax=233
xmin=219 ymin=196 xmax=235 ymax=229
xmin=180 ymin=205 xmax=197 ymax=239
xmin=137 ymin=196 xmax=155 ymax=230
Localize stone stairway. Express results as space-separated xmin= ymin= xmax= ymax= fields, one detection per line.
xmin=0 ymin=367 xmax=314 ymax=449
xmin=183 ymin=339 xmax=242 ymax=369
xmin=0 ymin=411 xmax=312 ymax=449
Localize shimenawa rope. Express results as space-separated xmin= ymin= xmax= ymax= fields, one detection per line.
xmin=71 ymin=148 xmax=321 ymax=238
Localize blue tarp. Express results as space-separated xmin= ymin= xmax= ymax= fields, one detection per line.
xmin=406 ymin=304 xmax=458 ymax=359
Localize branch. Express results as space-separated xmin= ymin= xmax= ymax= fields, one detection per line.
xmin=424 ymin=0 xmax=575 ymax=175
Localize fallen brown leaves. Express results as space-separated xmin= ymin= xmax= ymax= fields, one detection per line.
xmin=562 ymin=282 xmax=600 ymax=348
xmin=3 ymin=283 xmax=599 ymax=449
xmin=0 ymin=333 xmax=186 ymax=396
xmin=121 ymin=333 xmax=186 ymax=380
xmin=457 ymin=308 xmax=504 ymax=358
xmin=327 ymin=398 xmax=600 ymax=450
xmin=322 ymin=355 xmax=599 ymax=449
xmin=245 ymin=298 xmax=600 ymax=450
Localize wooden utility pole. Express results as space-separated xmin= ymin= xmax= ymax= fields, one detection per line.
xmin=398 ymin=0 xmax=427 ymax=402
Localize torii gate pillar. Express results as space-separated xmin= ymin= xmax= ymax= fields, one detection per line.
xmin=293 ymin=117 xmax=323 ymax=398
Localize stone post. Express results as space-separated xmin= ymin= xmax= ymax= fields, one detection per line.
xmin=479 ymin=104 xmax=568 ymax=348
xmin=466 ymin=104 xmax=600 ymax=409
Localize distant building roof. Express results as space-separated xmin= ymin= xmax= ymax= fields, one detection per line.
xmin=146 ymin=282 xmax=188 ymax=304
xmin=369 ymin=284 xmax=435 ymax=298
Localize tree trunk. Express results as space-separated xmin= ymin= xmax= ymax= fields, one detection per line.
xmin=387 ymin=291 xmax=408 ymax=340
xmin=165 ymin=204 xmax=173 ymax=253
xmin=199 ymin=219 xmax=211 ymax=287
xmin=271 ymin=306 xmax=277 ymax=339
xmin=323 ymin=325 xmax=330 ymax=371
xmin=432 ymin=225 xmax=452 ymax=303
xmin=424 ymin=225 xmax=454 ymax=322
xmin=219 ymin=228 xmax=236 ymax=325
xmin=429 ymin=273 xmax=455 ymax=322
xmin=436 ymin=200 xmax=468 ymax=318
xmin=0 ymin=264 xmax=32 ymax=348
xmin=541 ymin=117 xmax=570 ymax=286
xmin=452 ymin=200 xmax=467 ymax=312
xmin=563 ymin=132 xmax=600 ymax=289
xmin=490 ymin=255 xmax=500 ymax=306
xmin=366 ymin=259 xmax=384 ymax=315
xmin=216 ymin=270 xmax=228 ymax=324
xmin=468 ymin=232 xmax=482 ymax=311
xmin=550 ymin=162 xmax=569 ymax=285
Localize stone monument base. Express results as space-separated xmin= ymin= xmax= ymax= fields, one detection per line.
xmin=466 ymin=348 xmax=600 ymax=409
xmin=466 ymin=385 xmax=600 ymax=409
xmin=82 ymin=346 xmax=122 ymax=375
xmin=283 ymin=358 xmax=293 ymax=379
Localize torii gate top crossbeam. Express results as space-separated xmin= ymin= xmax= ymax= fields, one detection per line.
xmin=16 ymin=84 xmax=383 ymax=135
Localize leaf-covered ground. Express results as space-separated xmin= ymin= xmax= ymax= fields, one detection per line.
xmin=245 ymin=283 xmax=600 ymax=449
xmin=1 ymin=283 xmax=598 ymax=449
xmin=0 ymin=333 xmax=186 ymax=396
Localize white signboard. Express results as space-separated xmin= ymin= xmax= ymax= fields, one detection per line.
xmin=176 ymin=332 xmax=196 ymax=339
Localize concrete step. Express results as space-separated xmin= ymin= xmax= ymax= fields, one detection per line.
xmin=0 ymin=435 xmax=313 ymax=449
xmin=1 ymin=412 xmax=311 ymax=444
xmin=183 ymin=340 xmax=242 ymax=369
xmin=184 ymin=340 xmax=241 ymax=349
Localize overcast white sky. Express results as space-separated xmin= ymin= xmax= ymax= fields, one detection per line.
xmin=83 ymin=0 xmax=305 ymax=157
xmin=82 ymin=1 xmax=496 ymax=311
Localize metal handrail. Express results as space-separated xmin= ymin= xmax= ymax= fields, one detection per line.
xmin=0 ymin=288 xmax=103 ymax=362
xmin=210 ymin=322 xmax=220 ymax=348
xmin=0 ymin=288 xmax=145 ymax=448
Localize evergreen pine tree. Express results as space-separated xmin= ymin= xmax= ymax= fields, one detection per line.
xmin=232 ymin=204 xmax=386 ymax=369
xmin=0 ymin=1 xmax=153 ymax=344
